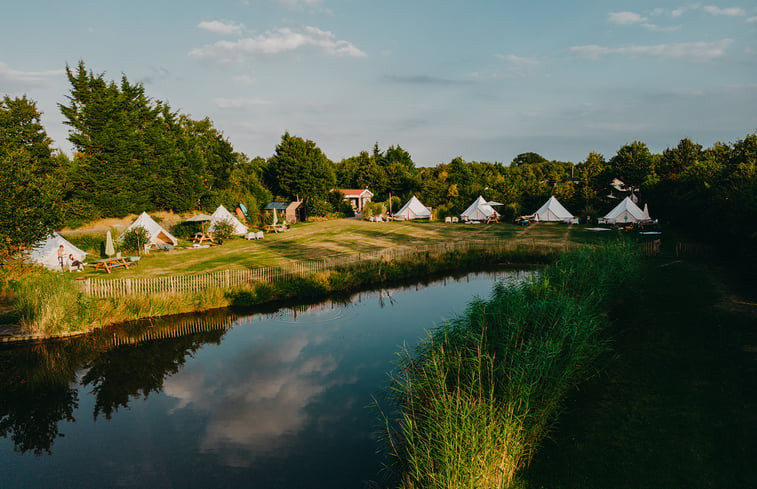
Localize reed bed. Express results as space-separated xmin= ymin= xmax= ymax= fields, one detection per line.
xmin=386 ymin=242 xmax=640 ymax=488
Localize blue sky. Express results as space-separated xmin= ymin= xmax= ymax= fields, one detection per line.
xmin=1 ymin=0 xmax=755 ymax=165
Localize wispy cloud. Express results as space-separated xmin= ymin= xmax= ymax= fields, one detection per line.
xmin=198 ymin=20 xmax=246 ymax=35
xmin=702 ymin=5 xmax=746 ymax=16
xmin=277 ymin=0 xmax=320 ymax=7
xmin=642 ymin=23 xmax=682 ymax=31
xmin=745 ymin=16 xmax=757 ymax=23
xmin=669 ymin=4 xmax=747 ymax=18
xmin=190 ymin=26 xmax=366 ymax=62
xmin=497 ymin=54 xmax=539 ymax=65
xmin=608 ymin=11 xmax=679 ymax=31
xmin=0 ymin=62 xmax=64 ymax=87
xmin=608 ymin=11 xmax=647 ymax=24
xmin=213 ymin=97 xmax=272 ymax=108
xmin=232 ymin=74 xmax=255 ymax=85
xmin=494 ymin=53 xmax=541 ymax=78
xmin=569 ymin=39 xmax=733 ymax=62
xmin=383 ymin=74 xmax=471 ymax=85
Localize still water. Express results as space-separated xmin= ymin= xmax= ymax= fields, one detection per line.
xmin=0 ymin=270 xmax=530 ymax=488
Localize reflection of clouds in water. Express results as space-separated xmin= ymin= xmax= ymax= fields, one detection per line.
xmin=163 ymin=331 xmax=347 ymax=466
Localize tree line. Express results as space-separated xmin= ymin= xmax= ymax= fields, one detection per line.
xmin=1 ymin=61 xmax=755 ymax=265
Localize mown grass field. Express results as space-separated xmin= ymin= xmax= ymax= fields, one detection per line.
xmin=69 ymin=219 xmax=616 ymax=278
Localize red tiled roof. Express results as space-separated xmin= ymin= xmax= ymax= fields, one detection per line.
xmin=335 ymin=188 xmax=372 ymax=196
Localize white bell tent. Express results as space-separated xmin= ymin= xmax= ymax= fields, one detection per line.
xmin=209 ymin=205 xmax=248 ymax=235
xmin=460 ymin=196 xmax=499 ymax=222
xmin=126 ymin=212 xmax=179 ymax=248
xmin=394 ymin=195 xmax=432 ymax=220
xmin=533 ymin=196 xmax=575 ymax=222
xmin=28 ymin=232 xmax=87 ymax=270
xmin=600 ymin=196 xmax=651 ymax=224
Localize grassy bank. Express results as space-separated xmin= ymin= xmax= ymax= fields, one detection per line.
xmin=5 ymin=243 xmax=565 ymax=337
xmin=65 ymin=220 xmax=605 ymax=278
xmin=384 ymin=243 xmax=641 ymax=488
xmin=524 ymin=258 xmax=757 ymax=488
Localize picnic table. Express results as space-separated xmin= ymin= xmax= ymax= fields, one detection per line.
xmin=264 ymin=224 xmax=287 ymax=233
xmin=193 ymin=232 xmax=214 ymax=244
xmin=92 ymin=257 xmax=131 ymax=274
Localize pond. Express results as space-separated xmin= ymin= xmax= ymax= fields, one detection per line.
xmin=0 ymin=269 xmax=531 ymax=489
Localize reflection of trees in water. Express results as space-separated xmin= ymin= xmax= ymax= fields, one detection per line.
xmin=82 ymin=330 xmax=225 ymax=420
xmin=0 ymin=341 xmax=90 ymax=455
xmin=0 ymin=313 xmax=231 ymax=454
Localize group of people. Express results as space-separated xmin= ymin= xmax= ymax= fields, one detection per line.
xmin=57 ymin=245 xmax=85 ymax=271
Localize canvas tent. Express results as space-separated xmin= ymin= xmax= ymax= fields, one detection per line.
xmin=599 ymin=196 xmax=650 ymax=224
xmin=28 ymin=232 xmax=87 ymax=271
xmin=533 ymin=196 xmax=576 ymax=222
xmin=126 ymin=212 xmax=179 ymax=248
xmin=209 ymin=205 xmax=248 ymax=235
xmin=460 ymin=196 xmax=499 ymax=222
xmin=394 ymin=195 xmax=432 ymax=220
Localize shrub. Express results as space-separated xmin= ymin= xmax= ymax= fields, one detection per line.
xmin=120 ymin=226 xmax=149 ymax=254
xmin=212 ymin=220 xmax=235 ymax=241
xmin=171 ymin=221 xmax=203 ymax=240
xmin=362 ymin=201 xmax=386 ymax=219
xmin=308 ymin=199 xmax=331 ymax=217
xmin=338 ymin=200 xmax=355 ymax=217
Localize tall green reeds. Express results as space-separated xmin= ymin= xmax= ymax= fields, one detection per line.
xmin=386 ymin=242 xmax=640 ymax=488
xmin=8 ymin=269 xmax=94 ymax=335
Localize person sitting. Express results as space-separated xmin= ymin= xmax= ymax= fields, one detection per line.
xmin=69 ymin=254 xmax=84 ymax=272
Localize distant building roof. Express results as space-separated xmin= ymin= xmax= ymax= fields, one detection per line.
xmin=264 ymin=202 xmax=289 ymax=211
xmin=335 ymin=188 xmax=373 ymax=197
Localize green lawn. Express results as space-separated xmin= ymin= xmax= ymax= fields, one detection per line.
xmin=74 ymin=219 xmax=615 ymax=278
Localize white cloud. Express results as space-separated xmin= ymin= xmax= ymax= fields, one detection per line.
xmin=232 ymin=74 xmax=256 ymax=85
xmin=569 ymin=39 xmax=733 ymax=62
xmin=671 ymin=7 xmax=688 ymax=17
xmin=702 ymin=5 xmax=746 ymax=16
xmin=189 ymin=26 xmax=366 ymax=63
xmin=642 ymin=23 xmax=682 ymax=31
xmin=213 ymin=97 xmax=272 ymax=108
xmin=198 ymin=20 xmax=246 ymax=35
xmin=608 ymin=11 xmax=648 ymax=24
xmin=498 ymin=54 xmax=539 ymax=65
xmin=746 ymin=16 xmax=757 ymax=23
xmin=0 ymin=62 xmax=64 ymax=87
xmin=277 ymin=0 xmax=320 ymax=7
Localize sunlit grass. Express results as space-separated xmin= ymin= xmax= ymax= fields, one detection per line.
xmin=71 ymin=220 xmax=584 ymax=279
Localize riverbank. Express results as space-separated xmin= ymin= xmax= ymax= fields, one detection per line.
xmin=384 ymin=243 xmax=642 ymax=488
xmin=2 ymin=242 xmax=565 ymax=341
xmin=524 ymin=257 xmax=757 ymax=488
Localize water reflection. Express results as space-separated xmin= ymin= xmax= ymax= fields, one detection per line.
xmin=0 ymin=311 xmax=233 ymax=454
xmin=0 ymin=269 xmax=533 ymax=488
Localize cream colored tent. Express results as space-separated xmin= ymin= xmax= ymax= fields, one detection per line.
xmin=209 ymin=205 xmax=248 ymax=235
xmin=533 ymin=196 xmax=575 ymax=222
xmin=126 ymin=212 xmax=178 ymax=248
xmin=599 ymin=197 xmax=650 ymax=224
xmin=28 ymin=232 xmax=87 ymax=270
xmin=394 ymin=195 xmax=432 ymax=220
xmin=460 ymin=196 xmax=499 ymax=222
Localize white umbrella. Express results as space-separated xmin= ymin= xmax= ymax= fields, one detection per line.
xmin=272 ymin=207 xmax=278 ymax=226
xmin=105 ymin=230 xmax=115 ymax=257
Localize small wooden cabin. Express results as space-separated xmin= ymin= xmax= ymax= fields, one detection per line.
xmin=264 ymin=201 xmax=306 ymax=223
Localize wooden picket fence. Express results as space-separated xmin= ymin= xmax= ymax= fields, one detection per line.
xmin=110 ymin=314 xmax=237 ymax=347
xmin=81 ymin=239 xmax=569 ymax=298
